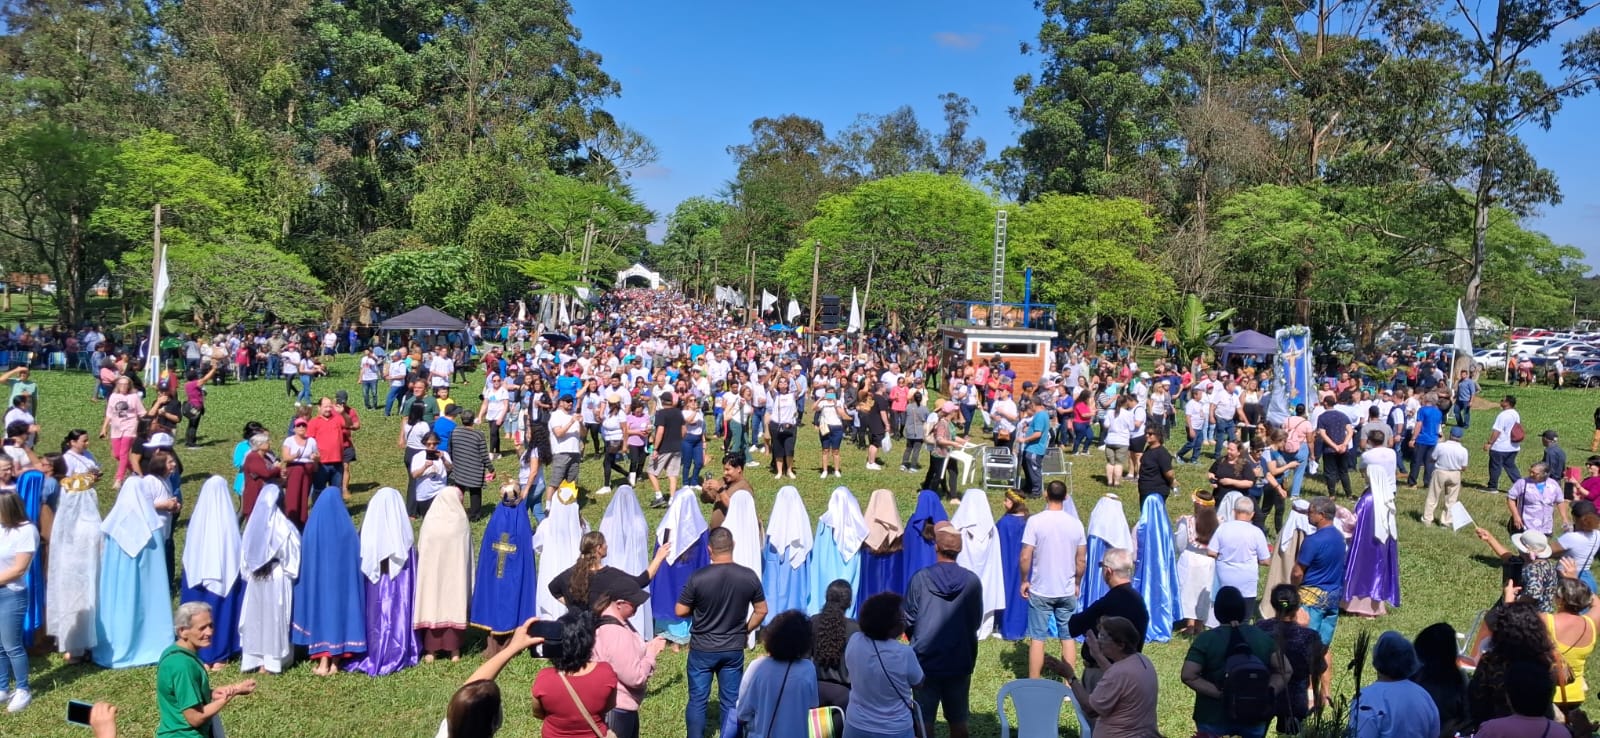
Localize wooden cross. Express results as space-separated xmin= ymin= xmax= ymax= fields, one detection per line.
xmin=491 ymin=532 xmax=517 ymax=578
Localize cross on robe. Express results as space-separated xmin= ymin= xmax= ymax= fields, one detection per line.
xmin=492 ymin=532 xmax=517 ymax=578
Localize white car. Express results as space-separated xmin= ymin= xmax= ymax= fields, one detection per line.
xmin=1474 ymin=349 xmax=1508 ymax=371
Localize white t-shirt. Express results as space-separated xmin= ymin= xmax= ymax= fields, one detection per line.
xmin=1560 ymin=530 xmax=1600 ymax=573
xmin=429 ymin=356 xmax=454 ymax=387
xmin=1103 ymin=409 xmax=1139 ymax=447
xmin=0 ymin=522 xmax=38 ymax=592
xmin=404 ymin=422 xmax=431 ymax=451
xmin=386 ymin=359 xmax=408 ymax=387
xmin=280 ymin=350 xmax=300 ymax=375
xmin=1208 ymin=519 xmax=1270 ymax=597
xmin=1021 ymin=508 xmax=1088 ymax=598
xmin=482 ymin=386 xmax=509 ymax=424
xmin=358 ymin=355 xmax=379 ymax=382
xmin=409 ymin=450 xmax=451 ymax=502
xmin=1491 ymin=409 xmax=1522 ymax=453
xmin=601 ymin=413 xmax=626 ymax=443
xmin=549 ymin=409 xmax=582 ymax=454
xmin=990 ymin=398 xmax=1019 ymax=434
xmin=1185 ymin=398 xmax=1207 ymax=430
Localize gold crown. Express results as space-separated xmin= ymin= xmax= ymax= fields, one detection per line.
xmin=556 ymin=481 xmax=579 ymax=505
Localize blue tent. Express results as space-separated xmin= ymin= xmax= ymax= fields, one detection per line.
xmin=1219 ymin=329 xmax=1277 ymax=367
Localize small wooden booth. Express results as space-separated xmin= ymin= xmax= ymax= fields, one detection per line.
xmin=938 ymin=301 xmax=1058 ymax=387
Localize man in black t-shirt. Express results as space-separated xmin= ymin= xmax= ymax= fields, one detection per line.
xmin=1315 ymin=395 xmax=1354 ymax=497
xmin=647 ymin=392 xmax=686 ymax=507
xmin=675 ymin=527 xmax=766 ymax=738
xmin=1136 ymin=429 xmax=1175 ymax=500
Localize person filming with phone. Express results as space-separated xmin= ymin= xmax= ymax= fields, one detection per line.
xmin=410 ymin=433 xmax=453 ymax=518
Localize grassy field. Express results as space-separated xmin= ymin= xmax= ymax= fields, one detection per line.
xmin=5 ymin=358 xmax=1595 ymax=737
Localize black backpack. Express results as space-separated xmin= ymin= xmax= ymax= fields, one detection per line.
xmin=1222 ymin=626 xmax=1276 ymax=724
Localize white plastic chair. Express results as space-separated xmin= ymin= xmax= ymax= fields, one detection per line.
xmin=997 ymin=678 xmax=1090 ymax=738
xmin=949 ymin=441 xmax=982 ymax=487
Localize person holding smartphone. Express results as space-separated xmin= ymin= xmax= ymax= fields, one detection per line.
xmin=410 ymin=433 xmax=452 ymax=518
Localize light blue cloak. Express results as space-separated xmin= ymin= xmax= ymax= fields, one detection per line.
xmin=1132 ymin=494 xmax=1180 ymax=643
xmin=92 ymin=535 xmax=173 ymax=668
xmin=806 ymin=521 xmax=860 ymax=618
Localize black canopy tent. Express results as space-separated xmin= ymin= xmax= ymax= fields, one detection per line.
xmin=378 ymin=306 xmax=466 ymax=332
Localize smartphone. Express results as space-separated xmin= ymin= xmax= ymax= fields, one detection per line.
xmin=426 ymin=450 xmax=440 ymax=460
xmin=66 ymin=700 xmax=93 ymax=727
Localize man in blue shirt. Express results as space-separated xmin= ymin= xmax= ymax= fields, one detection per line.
xmin=1019 ymin=395 xmax=1053 ymax=497
xmin=1454 ymin=369 xmax=1479 ymax=428
xmin=1408 ymin=394 xmax=1444 ymax=488
xmin=1293 ymin=495 xmax=1346 ymax=705
xmin=552 ymin=361 xmax=582 ymax=399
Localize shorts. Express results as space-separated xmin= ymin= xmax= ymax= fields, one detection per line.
xmin=1306 ymin=605 xmax=1338 ymax=646
xmin=820 ymin=426 xmax=844 ymax=450
xmin=1103 ymin=445 xmax=1129 ymax=466
xmin=1129 ymin=435 xmax=1147 ymax=454
xmin=1026 ymin=593 xmax=1078 ymax=640
xmin=915 ymin=673 xmax=972 ymax=726
xmin=649 ymin=451 xmax=682 ymax=479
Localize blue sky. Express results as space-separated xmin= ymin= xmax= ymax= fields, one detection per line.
xmin=574 ymin=1 xmax=1600 ymax=267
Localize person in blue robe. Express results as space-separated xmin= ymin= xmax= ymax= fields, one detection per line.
xmin=179 ymin=477 xmax=243 ymax=667
xmin=651 ymin=487 xmax=708 ymax=642
xmin=761 ymin=486 xmax=811 ymax=622
xmin=470 ymin=492 xmax=538 ymax=657
xmin=855 ymin=489 xmax=906 ymax=613
xmin=93 ymin=478 xmax=172 ymax=668
xmin=15 ymin=471 xmax=44 ymax=643
xmin=1132 ymin=492 xmax=1180 ymax=643
xmin=995 ymin=491 xmax=1031 ymax=641
xmin=904 ymin=489 xmax=949 ymax=576
xmin=291 ymin=490 xmax=366 ymax=676
xmin=808 ymin=487 xmax=866 ymax=617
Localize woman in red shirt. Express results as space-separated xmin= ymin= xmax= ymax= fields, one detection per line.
xmin=531 ymin=610 xmax=617 ymax=738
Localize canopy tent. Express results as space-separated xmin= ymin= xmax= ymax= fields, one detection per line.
xmin=378 ymin=306 xmax=466 ymax=332
xmin=615 ymin=263 xmax=664 ymax=289
xmin=1218 ymin=329 xmax=1278 ymax=367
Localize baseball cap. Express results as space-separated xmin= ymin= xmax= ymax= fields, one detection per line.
xmin=334 ymin=389 xmax=349 ymax=404
xmin=1542 ymin=429 xmax=1559 ymax=441
xmin=558 ymin=394 xmax=575 ymax=403
xmin=1450 ymin=426 xmax=1465 ymax=439
xmin=939 ymin=400 xmax=958 ymax=414
xmin=147 ymin=432 xmax=175 ymax=447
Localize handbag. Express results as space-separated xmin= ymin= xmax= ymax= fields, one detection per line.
xmin=556 ymin=671 xmax=617 ymax=738
xmin=726 ymin=662 xmax=791 ymax=738
xmin=807 ymin=706 xmax=844 ymax=738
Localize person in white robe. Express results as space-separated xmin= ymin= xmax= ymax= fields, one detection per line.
xmin=951 ymin=488 xmax=1006 ymax=639
xmin=349 ymin=486 xmax=419 ymax=675
xmin=93 ymin=477 xmax=173 ymax=668
xmin=807 ymin=486 xmax=866 ymax=617
xmin=600 ymin=485 xmax=653 ymax=638
xmin=239 ymin=484 xmax=301 ymax=674
xmin=47 ymin=473 xmax=100 ymax=660
xmin=180 ymin=476 xmax=243 ymax=669
xmin=722 ymin=489 xmax=763 ymax=648
xmin=415 ymin=486 xmax=472 ymax=660
xmin=1080 ymin=493 xmax=1132 ymax=611
xmin=1175 ymin=491 xmax=1220 ymax=636
xmin=534 ymin=485 xmax=586 ymax=620
xmin=762 ymin=486 xmax=812 ymax=622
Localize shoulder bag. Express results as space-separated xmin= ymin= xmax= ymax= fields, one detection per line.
xmin=870 ymin=640 xmax=926 ymax=738
xmin=727 ymin=661 xmax=792 ymax=738
xmin=557 ymin=671 xmax=617 ymax=738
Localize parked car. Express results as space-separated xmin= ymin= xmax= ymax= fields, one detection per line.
xmin=1474 ymin=349 xmax=1508 ymax=371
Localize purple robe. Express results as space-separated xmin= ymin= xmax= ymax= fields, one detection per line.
xmin=1342 ymin=491 xmax=1401 ymax=610
xmin=346 ymin=555 xmax=420 ymax=676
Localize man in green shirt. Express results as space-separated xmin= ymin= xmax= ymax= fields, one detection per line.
xmin=1180 ymin=586 xmax=1287 ymax=738
xmin=157 ymin=602 xmax=256 ymax=738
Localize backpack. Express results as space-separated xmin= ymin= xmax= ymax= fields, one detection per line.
xmin=1282 ymin=417 xmax=1304 ymax=454
xmin=1221 ymin=626 xmax=1276 ymax=724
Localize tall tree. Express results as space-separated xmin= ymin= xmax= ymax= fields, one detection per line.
xmin=0 ymin=125 xmax=116 ymax=325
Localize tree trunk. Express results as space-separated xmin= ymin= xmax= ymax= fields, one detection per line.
xmin=1466 ymin=177 xmax=1492 ymax=328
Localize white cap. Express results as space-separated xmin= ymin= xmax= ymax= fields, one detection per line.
xmin=146 ymin=432 xmax=175 ymax=448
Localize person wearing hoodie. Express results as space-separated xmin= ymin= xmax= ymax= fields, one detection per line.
xmin=903 ymin=524 xmax=983 ymax=738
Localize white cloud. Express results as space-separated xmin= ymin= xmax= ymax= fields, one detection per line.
xmin=932 ymin=31 xmax=982 ymax=50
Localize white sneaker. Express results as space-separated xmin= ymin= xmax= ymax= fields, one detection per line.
xmin=787 ymin=471 xmax=797 ymax=480
xmin=821 ymin=471 xmax=829 ymax=479
xmin=774 ymin=473 xmax=783 ymax=480
xmin=746 ymin=460 xmax=761 ymax=467
xmin=7 ymin=689 xmax=29 ymax=713
xmin=596 ymin=486 xmax=612 ymax=496
xmin=866 ymin=463 xmax=883 ymax=471
xmin=833 ymin=470 xmax=842 ymax=478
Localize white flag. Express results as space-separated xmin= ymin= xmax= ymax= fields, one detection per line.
xmin=761 ymin=290 xmax=777 ymax=314
xmin=517 ymin=299 xmax=527 ymax=322
xmin=151 ymin=247 xmax=170 ymax=318
xmin=557 ymin=296 xmax=570 ymax=326
xmin=787 ymin=299 xmax=801 ymax=323
xmin=847 ymin=288 xmax=862 ymax=333
xmin=1453 ymin=300 xmax=1474 ymax=355
xmin=714 ymin=286 xmax=728 ymax=304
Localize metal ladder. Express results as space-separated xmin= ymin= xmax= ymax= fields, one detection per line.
xmin=990 ymin=210 xmax=1007 ymax=326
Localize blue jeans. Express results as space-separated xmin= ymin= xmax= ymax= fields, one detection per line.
xmin=1409 ymin=443 xmax=1436 ymax=487
xmin=1177 ymin=431 xmax=1203 ymax=463
xmin=265 ymin=355 xmax=280 ymax=379
xmin=0 ymin=587 xmax=28 ymax=691
xmin=1455 ymin=405 xmax=1471 ymax=428
xmin=1212 ymin=419 xmax=1236 ymax=458
xmin=751 ymin=407 xmax=767 ymax=445
xmin=686 ymin=649 xmax=744 ymax=738
xmin=961 ymin=405 xmax=976 ymax=435
xmin=1197 ymin=722 xmax=1268 ymax=738
xmin=1072 ymin=421 xmax=1094 ymax=453
xmin=1488 ymin=450 xmax=1522 ymax=492
xmin=297 ymin=374 xmax=313 ymax=404
xmin=1290 ymin=445 xmax=1310 ymax=497
xmin=361 ymin=379 xmax=379 ymax=409
xmin=1022 ymin=451 xmax=1044 ymax=496
xmin=681 ymin=436 xmax=705 ymax=487
xmin=384 ymin=384 xmax=406 ymax=416
xmin=313 ymin=462 xmax=344 ymax=499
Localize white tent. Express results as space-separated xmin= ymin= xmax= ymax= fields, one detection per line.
xmin=614 ymin=263 xmax=664 ymax=289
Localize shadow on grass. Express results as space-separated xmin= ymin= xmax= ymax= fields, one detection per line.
xmin=996 ymin=639 xmax=1032 ymax=680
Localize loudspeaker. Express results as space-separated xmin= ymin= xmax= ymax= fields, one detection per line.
xmin=819 ymin=295 xmax=841 ymax=330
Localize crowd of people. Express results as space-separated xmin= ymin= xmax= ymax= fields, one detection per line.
xmin=0 ymin=288 xmax=1594 ymax=738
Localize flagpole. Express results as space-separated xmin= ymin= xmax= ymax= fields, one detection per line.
xmin=145 ymin=203 xmax=164 ymax=388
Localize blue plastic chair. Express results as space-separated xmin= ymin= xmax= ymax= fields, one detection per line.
xmin=997 ymin=678 xmax=1090 ymax=738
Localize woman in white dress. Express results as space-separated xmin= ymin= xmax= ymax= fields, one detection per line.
xmin=239 ymin=484 xmax=301 ymax=673
xmin=1174 ymin=490 xmax=1220 ymax=636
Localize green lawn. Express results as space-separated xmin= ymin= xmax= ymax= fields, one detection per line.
xmin=6 ymin=359 xmax=1595 ymax=737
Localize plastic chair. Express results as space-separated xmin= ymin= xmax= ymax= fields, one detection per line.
xmin=997 ymin=678 xmax=1088 ymax=738
xmin=948 ymin=445 xmax=977 ymax=487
